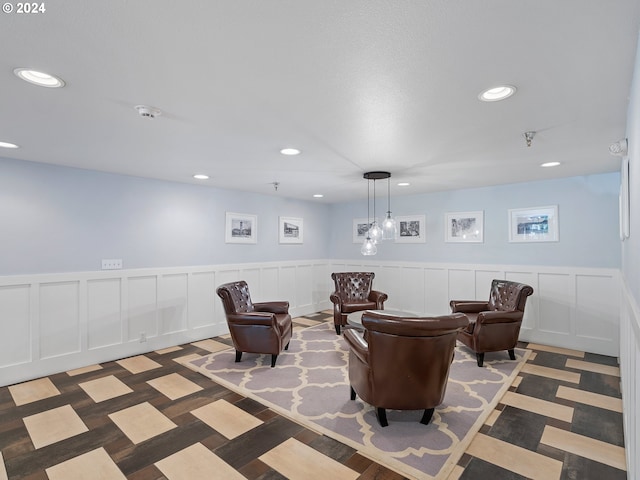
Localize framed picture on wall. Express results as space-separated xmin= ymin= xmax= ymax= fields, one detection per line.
xmin=620 ymin=157 xmax=630 ymax=240
xmin=445 ymin=211 xmax=484 ymax=243
xmin=225 ymin=212 xmax=257 ymax=244
xmin=279 ymin=216 xmax=303 ymax=244
xmin=508 ymin=205 xmax=558 ymax=242
xmin=395 ymin=215 xmax=426 ymax=243
xmin=353 ymin=217 xmax=377 ymax=243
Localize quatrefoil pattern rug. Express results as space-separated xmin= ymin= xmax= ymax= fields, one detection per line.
xmin=189 ymin=323 xmax=529 ymax=479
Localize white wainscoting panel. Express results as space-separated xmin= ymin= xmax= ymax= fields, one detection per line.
xmin=39 ymin=281 xmax=80 ymax=359
xmin=0 ymin=284 xmax=30 ymax=368
xmin=620 ymin=278 xmax=639 ymax=477
xmin=87 ymin=278 xmax=122 ymax=350
xmin=0 ymin=260 xmax=332 ymax=386
xmin=0 ymin=260 xmax=621 ymax=387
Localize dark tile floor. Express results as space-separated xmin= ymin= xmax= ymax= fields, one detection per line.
xmin=0 ymin=311 xmax=627 ymax=479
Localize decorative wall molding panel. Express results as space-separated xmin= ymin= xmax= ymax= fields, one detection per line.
xmin=620 ymin=278 xmax=639 ymax=477
xmin=0 ymin=259 xmax=620 ymax=387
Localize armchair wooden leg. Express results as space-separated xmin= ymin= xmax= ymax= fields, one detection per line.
xmin=235 ymin=350 xmax=242 ymax=363
xmin=270 ymin=354 xmax=278 ymax=368
xmin=335 ymin=324 xmax=341 ymax=335
xmin=376 ymin=408 xmax=389 ymax=427
xmin=350 ymin=386 xmax=356 ymax=400
xmin=284 ymin=342 xmax=290 ymax=351
xmin=508 ymin=349 xmax=516 ymax=360
xmin=476 ymin=353 xmax=484 ymax=367
xmin=420 ymin=408 xmax=435 ymax=425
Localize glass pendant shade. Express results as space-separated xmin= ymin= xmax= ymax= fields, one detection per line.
xmin=369 ymin=220 xmax=383 ymax=244
xmin=361 ymin=236 xmax=377 ymax=255
xmin=382 ymin=212 xmax=397 ymax=240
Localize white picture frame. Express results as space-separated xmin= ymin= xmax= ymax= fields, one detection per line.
xmin=353 ymin=217 xmax=377 ymax=243
xmin=395 ymin=215 xmax=426 ymax=243
xmin=508 ymin=205 xmax=559 ymax=243
xmin=279 ymin=216 xmax=303 ymax=244
xmin=225 ymin=212 xmax=257 ymax=244
xmin=445 ymin=211 xmax=484 ymax=243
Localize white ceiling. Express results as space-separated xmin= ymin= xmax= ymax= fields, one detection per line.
xmin=1 ymin=1 xmax=639 ymax=203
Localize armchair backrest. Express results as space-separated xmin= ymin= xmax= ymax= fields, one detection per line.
xmin=360 ymin=311 xmax=469 ymax=408
xmin=216 ymin=281 xmax=254 ymax=314
xmin=331 ymin=272 xmax=374 ymax=302
xmin=487 ymin=279 xmax=534 ymax=313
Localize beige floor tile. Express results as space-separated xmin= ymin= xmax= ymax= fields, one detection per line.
xmin=529 ymin=352 xmax=537 ymax=361
xmin=466 ymin=433 xmax=562 ymax=480
xmin=501 ymin=391 xmax=574 ymax=422
xmin=174 ymin=353 xmax=203 ymax=367
xmin=147 ymin=373 xmax=203 ymax=400
xmin=66 ymin=364 xmax=103 ymax=376
xmin=155 ymin=442 xmax=245 ymax=480
xmin=23 ymin=404 xmax=89 ymax=449
xmin=445 ymin=464 xmax=464 ymax=480
xmin=191 ymin=399 xmax=263 ymax=439
xmin=484 ymin=409 xmax=501 ymax=427
xmin=79 ymin=375 xmax=133 ymax=403
xmin=0 ymin=451 xmax=7 ymax=480
xmin=108 ymin=402 xmax=177 ymax=444
xmin=8 ymin=377 xmax=61 ymax=406
xmin=191 ymin=339 xmax=230 ymax=353
xmin=556 ymin=385 xmax=623 ymax=412
xmin=218 ymin=333 xmax=231 ymax=339
xmin=116 ymin=355 xmax=162 ymax=374
xmin=511 ymin=375 xmax=523 ymax=388
xmin=521 ymin=363 xmax=580 ymax=384
xmin=259 ymin=438 xmax=359 ymax=480
xmin=292 ymin=317 xmax=321 ymax=326
xmin=541 ymin=425 xmax=626 ymax=471
xmin=565 ymin=358 xmax=620 ymax=377
xmin=526 ymin=343 xmax=585 ymax=358
xmin=46 ymin=447 xmax=126 ymax=480
xmin=155 ymin=346 xmax=183 ymax=354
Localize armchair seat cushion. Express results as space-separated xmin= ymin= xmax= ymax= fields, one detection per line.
xmin=342 ymin=301 xmax=378 ymax=313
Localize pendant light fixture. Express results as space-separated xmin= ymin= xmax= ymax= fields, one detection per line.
xmin=382 ymin=174 xmax=397 ymax=239
xmin=361 ymin=171 xmax=394 ymax=255
xmin=360 ymin=174 xmax=377 ymax=256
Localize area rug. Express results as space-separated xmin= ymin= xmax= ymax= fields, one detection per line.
xmin=188 ymin=323 xmax=530 ymax=480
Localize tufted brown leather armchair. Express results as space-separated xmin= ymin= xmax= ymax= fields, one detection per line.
xmin=450 ymin=279 xmax=534 ymax=367
xmin=330 ymin=272 xmax=388 ymax=335
xmin=216 ymin=281 xmax=292 ymax=367
xmin=343 ymin=311 xmax=469 ymax=427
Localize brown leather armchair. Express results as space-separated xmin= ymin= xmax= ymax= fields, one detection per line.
xmin=330 ymin=272 xmax=388 ymax=335
xmin=343 ymin=311 xmax=469 ymax=427
xmin=450 ymin=279 xmax=534 ymax=367
xmin=216 ymin=281 xmax=292 ymax=367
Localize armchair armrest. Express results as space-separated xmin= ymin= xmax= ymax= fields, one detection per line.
xmin=329 ymin=292 xmax=341 ymax=305
xmin=477 ymin=310 xmax=523 ymax=324
xmin=368 ymin=290 xmax=388 ymax=304
xmin=450 ymin=300 xmax=489 ymax=313
xmin=226 ymin=312 xmax=276 ymax=327
xmin=343 ymin=329 xmax=369 ymax=365
xmin=253 ymin=301 xmax=289 ymax=314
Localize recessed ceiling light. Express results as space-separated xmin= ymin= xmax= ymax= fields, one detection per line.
xmin=193 ymin=174 xmax=209 ymax=180
xmin=14 ymin=68 xmax=65 ymax=88
xmin=280 ymin=148 xmax=301 ymax=155
xmin=540 ymin=162 xmax=561 ymax=168
xmin=0 ymin=141 xmax=19 ymax=149
xmin=397 ymin=182 xmax=410 ymax=187
xmin=313 ymin=194 xmax=323 ymax=198
xmin=478 ymin=85 xmax=516 ymax=102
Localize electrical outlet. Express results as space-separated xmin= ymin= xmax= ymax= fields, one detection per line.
xmin=102 ymin=259 xmax=123 ymax=270
xmin=139 ymin=332 xmax=146 ymax=343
